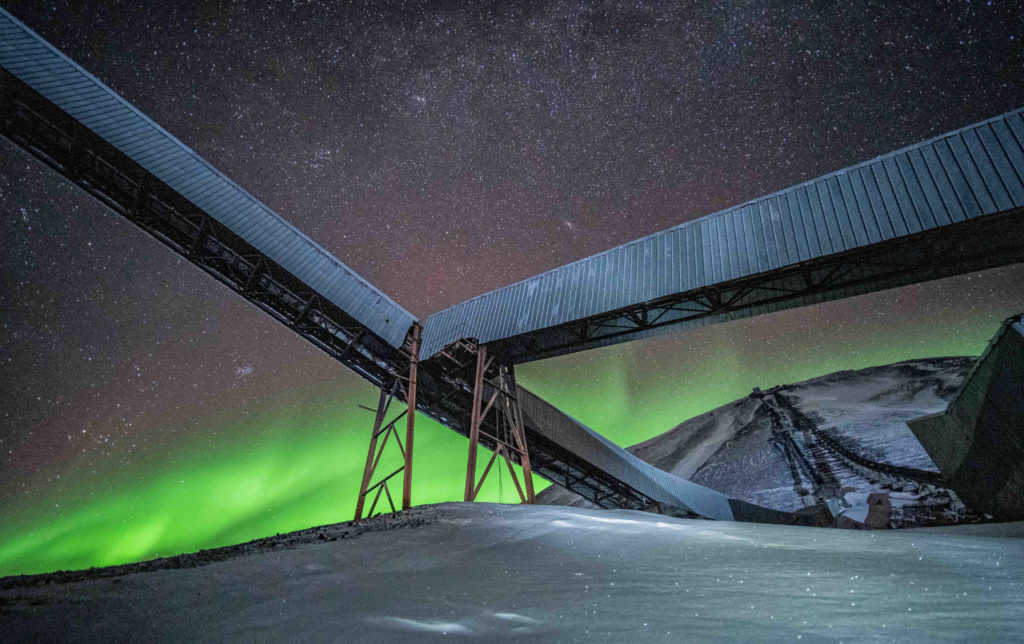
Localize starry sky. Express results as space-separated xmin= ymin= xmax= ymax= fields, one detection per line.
xmin=2 ymin=1 xmax=1024 ymax=575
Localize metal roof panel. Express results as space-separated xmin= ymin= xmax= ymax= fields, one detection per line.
xmin=0 ymin=9 xmax=415 ymax=349
xmin=989 ymin=119 xmax=1024 ymax=207
xmin=418 ymin=107 xmax=1024 ymax=359
xmin=966 ymin=126 xmax=1016 ymax=211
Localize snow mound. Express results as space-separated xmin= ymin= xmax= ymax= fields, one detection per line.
xmin=2 ymin=503 xmax=1022 ymax=642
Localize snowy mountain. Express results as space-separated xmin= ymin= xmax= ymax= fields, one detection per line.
xmin=539 ymin=358 xmax=975 ymax=528
xmin=3 ymin=503 xmax=1023 ymax=642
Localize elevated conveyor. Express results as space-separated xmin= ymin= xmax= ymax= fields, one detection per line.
xmin=0 ymin=8 xmax=750 ymax=520
xmin=421 ymin=110 xmax=1024 ymax=363
xmin=0 ymin=8 xmax=415 ymax=390
xmin=4 ymin=8 xmax=1020 ymax=522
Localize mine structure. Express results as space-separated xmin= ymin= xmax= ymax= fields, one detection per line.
xmin=2 ymin=8 xmax=1022 ymax=524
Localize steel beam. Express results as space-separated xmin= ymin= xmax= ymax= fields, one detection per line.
xmin=401 ymin=323 xmax=420 ymax=511
xmin=463 ymin=343 xmax=535 ymax=504
xmin=353 ymin=323 xmax=422 ymax=519
xmin=354 ymin=385 xmax=395 ymax=521
xmin=484 ymin=211 xmax=1024 ymax=364
xmin=0 ymin=69 xmax=409 ymax=391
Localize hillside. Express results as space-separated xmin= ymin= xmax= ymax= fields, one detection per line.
xmin=539 ymin=358 xmax=975 ymax=527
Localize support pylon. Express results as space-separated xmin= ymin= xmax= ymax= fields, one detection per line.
xmin=464 ymin=343 xmax=535 ymax=504
xmin=353 ymin=324 xmax=420 ymax=520
xmin=402 ymin=323 xmax=420 ymax=510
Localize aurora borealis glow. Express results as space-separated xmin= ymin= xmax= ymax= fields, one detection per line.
xmin=3 ymin=1 xmax=1024 ymax=577
xmin=2 ymin=256 xmax=1020 ymax=576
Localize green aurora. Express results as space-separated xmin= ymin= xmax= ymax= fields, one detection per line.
xmin=1 ymin=268 xmax=1022 ymax=577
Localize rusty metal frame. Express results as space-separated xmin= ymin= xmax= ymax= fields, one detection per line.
xmin=353 ymin=324 xmax=420 ymax=520
xmin=464 ymin=343 xmax=535 ymax=504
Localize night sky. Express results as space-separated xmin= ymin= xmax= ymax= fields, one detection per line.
xmin=2 ymin=1 xmax=1024 ymax=576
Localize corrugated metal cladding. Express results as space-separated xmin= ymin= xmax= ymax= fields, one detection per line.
xmin=907 ymin=311 xmax=1024 ymax=518
xmin=421 ymin=107 xmax=1024 ymax=359
xmin=0 ymin=10 xmax=416 ymax=349
xmin=946 ymin=312 xmax=1024 ymax=430
xmin=517 ymin=386 xmax=735 ymax=520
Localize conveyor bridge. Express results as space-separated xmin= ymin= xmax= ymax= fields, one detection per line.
xmin=3 ymin=9 xmax=1022 ymax=522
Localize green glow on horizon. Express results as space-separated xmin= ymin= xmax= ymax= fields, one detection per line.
xmin=1 ymin=283 xmax=1020 ymax=578
xmin=0 ymin=380 xmax=549 ymax=577
xmin=516 ymin=300 xmax=1009 ymax=449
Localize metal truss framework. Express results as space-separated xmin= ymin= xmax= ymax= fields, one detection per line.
xmin=459 ymin=343 xmax=535 ymax=504
xmin=487 ymin=208 xmax=1024 ymax=365
xmin=354 ymin=381 xmax=408 ymax=519
xmin=1 ymin=69 xmax=661 ymax=515
xmin=0 ymin=69 xmax=409 ymax=388
xmin=419 ymin=338 xmax=655 ymax=510
xmin=353 ymin=323 xmax=420 ymax=520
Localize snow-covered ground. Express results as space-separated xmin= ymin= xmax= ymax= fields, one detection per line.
xmin=2 ymin=502 xmax=1022 ymax=642
xmin=541 ymin=358 xmax=975 ymax=526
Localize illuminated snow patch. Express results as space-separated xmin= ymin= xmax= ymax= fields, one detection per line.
xmin=381 ymin=617 xmax=472 ymax=634
xmin=493 ymin=612 xmax=541 ymax=624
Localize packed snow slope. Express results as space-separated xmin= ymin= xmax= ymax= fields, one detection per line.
xmin=540 ymin=358 xmax=973 ymax=526
xmin=2 ymin=503 xmax=1022 ymax=642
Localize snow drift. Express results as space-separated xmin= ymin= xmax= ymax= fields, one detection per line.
xmin=2 ymin=503 xmax=1022 ymax=642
